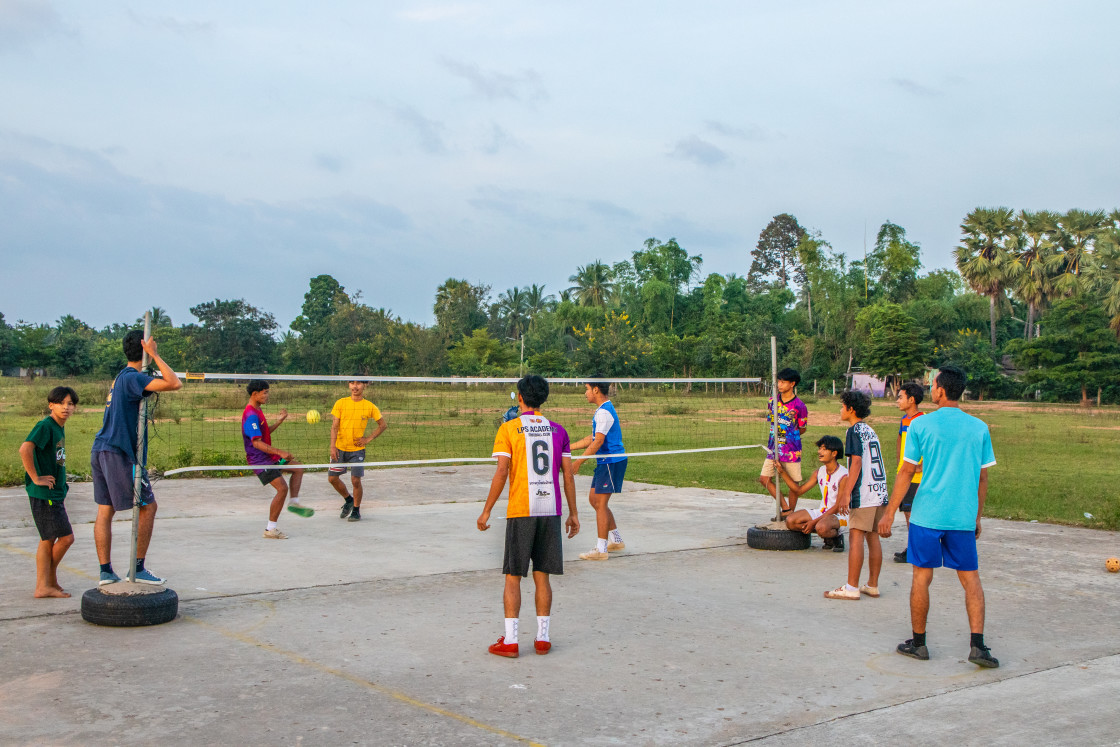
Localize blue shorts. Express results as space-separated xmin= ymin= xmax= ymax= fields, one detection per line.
xmin=907 ymin=523 xmax=978 ymax=571
xmin=592 ymin=460 xmax=627 ymax=494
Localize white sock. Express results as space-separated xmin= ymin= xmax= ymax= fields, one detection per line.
xmin=596 ymin=537 xmax=608 ymax=553
xmin=844 ymin=583 xmax=858 ymax=592
xmin=289 ymin=497 xmax=301 ymax=505
xmin=504 ymin=618 xmax=519 ymax=644
xmin=266 ymin=521 xmax=277 ymax=531
xmin=537 ymin=616 xmax=550 ymax=642
xmin=609 ymin=529 xmax=623 ymax=543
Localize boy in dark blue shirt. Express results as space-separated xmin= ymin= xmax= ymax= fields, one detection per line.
xmin=90 ymin=330 xmax=182 ymax=586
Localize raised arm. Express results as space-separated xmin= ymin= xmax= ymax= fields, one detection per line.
xmin=141 ymin=337 xmax=182 ymax=392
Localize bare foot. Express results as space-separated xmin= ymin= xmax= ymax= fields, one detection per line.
xmin=34 ymin=588 xmax=71 ymax=598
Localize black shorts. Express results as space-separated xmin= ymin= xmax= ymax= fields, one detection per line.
xmin=900 ymin=482 xmax=919 ymax=513
xmin=503 ymin=516 xmax=564 ymax=577
xmin=29 ymin=497 xmax=73 ymax=541
xmin=257 ymin=469 xmax=283 ymax=485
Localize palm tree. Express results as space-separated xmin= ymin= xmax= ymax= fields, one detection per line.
xmin=135 ymin=307 xmax=172 ymax=328
xmin=498 ymin=287 xmax=530 ymax=337
xmin=1048 ymin=209 xmax=1109 ymax=298
xmin=567 ymin=261 xmax=614 ymax=307
xmin=1086 ymin=210 xmax=1120 ymax=335
xmin=1009 ymin=210 xmax=1060 ymax=339
xmin=954 ymin=207 xmax=1017 ymax=347
xmin=524 ymin=284 xmax=556 ymax=324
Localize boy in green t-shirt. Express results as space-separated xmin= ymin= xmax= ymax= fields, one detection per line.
xmin=18 ymin=386 xmax=78 ymax=598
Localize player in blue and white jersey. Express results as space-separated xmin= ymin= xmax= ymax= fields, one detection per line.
xmin=571 ymin=377 xmax=627 ymax=561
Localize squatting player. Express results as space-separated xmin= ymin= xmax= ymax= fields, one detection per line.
xmin=572 ymin=378 xmax=627 ymax=561
xmin=477 ymin=375 xmax=579 ymax=658
xmin=775 ymin=435 xmax=849 ymax=552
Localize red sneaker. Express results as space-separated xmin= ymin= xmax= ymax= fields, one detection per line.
xmin=488 ymin=636 xmax=519 ymax=658
xmin=534 ymin=639 xmax=551 ymax=655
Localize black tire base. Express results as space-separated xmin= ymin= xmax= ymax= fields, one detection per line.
xmin=746 ymin=526 xmax=812 ymax=551
xmin=81 ymin=587 xmax=179 ymax=627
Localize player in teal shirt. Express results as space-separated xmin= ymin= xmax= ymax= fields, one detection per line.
xmin=878 ymin=365 xmax=999 ymax=669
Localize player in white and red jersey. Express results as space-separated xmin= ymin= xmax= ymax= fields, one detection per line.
xmin=477 ymin=375 xmax=580 ymax=658
xmin=775 ymin=436 xmax=849 ymax=552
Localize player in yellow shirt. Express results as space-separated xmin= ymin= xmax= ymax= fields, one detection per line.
xmin=328 ymin=380 xmax=387 ymax=522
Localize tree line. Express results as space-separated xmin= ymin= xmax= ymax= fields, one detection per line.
xmin=2 ymin=208 xmax=1118 ymax=404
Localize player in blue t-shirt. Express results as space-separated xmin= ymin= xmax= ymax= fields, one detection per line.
xmin=571 ymin=377 xmax=627 ymax=561
xmin=90 ymin=330 xmax=182 ymax=586
xmin=878 ymin=365 xmax=999 ymax=668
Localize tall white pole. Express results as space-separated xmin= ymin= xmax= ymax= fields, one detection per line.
xmin=770 ymin=336 xmax=782 ymax=523
xmin=127 ymin=311 xmax=151 ymax=583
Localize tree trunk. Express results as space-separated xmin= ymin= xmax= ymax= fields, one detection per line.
xmin=989 ymin=294 xmax=998 ymax=347
xmin=1081 ymin=384 xmax=1091 ymax=407
xmin=1025 ymin=304 xmax=1036 ymax=340
xmin=807 ymin=288 xmax=813 ymax=328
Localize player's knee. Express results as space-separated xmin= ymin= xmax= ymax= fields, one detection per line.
xmin=57 ymin=534 xmax=75 ymax=550
xmin=784 ymin=516 xmax=797 ymax=530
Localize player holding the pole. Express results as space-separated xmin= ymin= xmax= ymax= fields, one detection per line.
xmin=572 ymin=378 xmax=628 ymax=561
xmin=90 ymin=331 xmax=181 ymax=585
xmin=477 ymin=375 xmax=579 ymax=658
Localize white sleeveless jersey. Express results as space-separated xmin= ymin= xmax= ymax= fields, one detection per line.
xmin=815 ymin=464 xmax=849 ymax=514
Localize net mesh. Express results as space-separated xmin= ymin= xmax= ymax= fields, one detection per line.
xmin=145 ymin=375 xmax=770 ymax=476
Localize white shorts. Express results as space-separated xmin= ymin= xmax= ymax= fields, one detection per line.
xmin=807 ymin=508 xmax=846 ymax=528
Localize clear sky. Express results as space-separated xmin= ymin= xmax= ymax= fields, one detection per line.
xmin=2 ymin=1 xmax=1117 ymax=329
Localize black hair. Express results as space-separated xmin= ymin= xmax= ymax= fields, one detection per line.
xmin=518 ymin=374 xmax=550 ymax=408
xmin=936 ymin=365 xmax=967 ymax=401
xmin=815 ymin=435 xmax=844 ymax=459
xmin=246 ymin=379 xmax=271 ymax=396
xmin=122 ymin=329 xmax=144 ymax=363
xmin=899 ymin=381 xmax=924 ymax=405
xmin=840 ymin=389 xmax=872 ymax=419
xmin=777 ymin=368 xmax=801 ymax=386
xmin=587 ymin=376 xmax=611 ymax=396
xmin=48 ymin=386 xmax=79 ymax=406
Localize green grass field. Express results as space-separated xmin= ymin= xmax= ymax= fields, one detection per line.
xmin=2 ymin=377 xmax=1117 ymax=530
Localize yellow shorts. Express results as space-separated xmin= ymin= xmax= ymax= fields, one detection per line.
xmin=760 ymin=459 xmax=802 ymax=482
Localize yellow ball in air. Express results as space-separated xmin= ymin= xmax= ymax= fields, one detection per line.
xmin=306 ymin=409 xmax=321 ymax=425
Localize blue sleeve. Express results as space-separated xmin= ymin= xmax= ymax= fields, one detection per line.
xmin=845 ymin=427 xmax=862 ymax=458
xmin=127 ymin=370 xmax=155 ymax=399
xmin=243 ymin=413 xmax=262 ymax=439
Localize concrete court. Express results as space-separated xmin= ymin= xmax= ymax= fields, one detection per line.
xmin=1 ymin=467 xmax=1118 ymax=746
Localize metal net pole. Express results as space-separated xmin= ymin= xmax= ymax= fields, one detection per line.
xmin=770 ymin=336 xmax=782 ymax=523
xmin=127 ymin=311 xmax=151 ymax=583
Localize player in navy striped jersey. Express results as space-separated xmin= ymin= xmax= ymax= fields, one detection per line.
xmin=825 ymin=390 xmax=889 ymax=601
